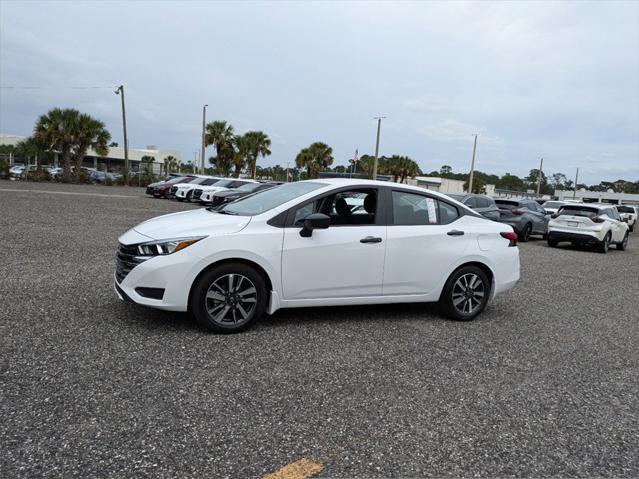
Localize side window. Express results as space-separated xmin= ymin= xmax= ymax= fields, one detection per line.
xmin=291 ymin=189 xmax=378 ymax=227
xmin=465 ymin=197 xmax=478 ymax=208
xmin=475 ymin=197 xmax=490 ymax=208
xmin=392 ymin=191 xmax=459 ymax=225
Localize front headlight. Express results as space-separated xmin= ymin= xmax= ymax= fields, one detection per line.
xmin=136 ymin=236 xmax=206 ymax=256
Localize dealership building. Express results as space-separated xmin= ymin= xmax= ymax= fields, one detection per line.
xmin=0 ymin=133 xmax=181 ymax=174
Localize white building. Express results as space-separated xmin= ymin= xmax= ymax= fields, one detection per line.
xmin=0 ymin=133 xmax=181 ymax=174
xmin=555 ymin=189 xmax=639 ymax=205
xmin=409 ymin=176 xmax=466 ymax=193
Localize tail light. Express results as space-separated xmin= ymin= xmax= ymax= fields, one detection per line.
xmin=551 ymin=212 xmax=560 ymax=219
xmin=511 ymin=208 xmax=524 ymax=215
xmin=591 ymin=216 xmax=605 ymax=223
xmin=500 ymin=232 xmax=518 ymax=246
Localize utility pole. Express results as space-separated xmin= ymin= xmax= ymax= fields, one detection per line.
xmin=536 ymin=157 xmax=544 ymax=196
xmin=201 ymin=104 xmax=208 ymax=175
xmin=573 ymin=167 xmax=579 ymax=199
xmin=114 ymin=85 xmax=129 ymax=173
xmin=468 ymin=134 xmax=478 ymax=193
xmin=286 ymin=162 xmax=290 ymax=183
xmin=372 ymin=116 xmax=385 ymax=180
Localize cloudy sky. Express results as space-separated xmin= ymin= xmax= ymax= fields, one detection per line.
xmin=1 ymin=0 xmax=637 ymax=183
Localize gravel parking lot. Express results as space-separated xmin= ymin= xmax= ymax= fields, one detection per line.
xmin=2 ymin=181 xmax=638 ymax=478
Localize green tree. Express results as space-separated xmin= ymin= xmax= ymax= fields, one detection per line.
xmin=497 ymin=172 xmax=525 ymax=191
xmin=295 ymin=142 xmax=333 ymax=179
xmin=231 ymin=134 xmax=249 ymax=177
xmin=164 ymin=155 xmax=179 ymax=174
xmin=34 ymin=108 xmax=79 ymax=181
xmin=71 ymin=113 xmax=111 ymax=181
xmin=140 ymin=155 xmax=155 ymax=176
xmin=243 ymin=131 xmax=272 ymax=179
xmin=439 ymin=165 xmax=453 ymax=177
xmin=464 ymin=176 xmax=487 ymax=194
xmin=204 ymin=120 xmax=235 ymax=175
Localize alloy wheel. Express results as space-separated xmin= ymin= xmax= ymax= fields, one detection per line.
xmin=205 ymin=274 xmax=257 ymax=325
xmin=452 ymin=273 xmax=485 ymax=315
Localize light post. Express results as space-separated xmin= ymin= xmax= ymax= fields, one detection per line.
xmin=573 ymin=167 xmax=579 ymax=199
xmin=114 ymin=85 xmax=129 ymax=173
xmin=468 ymin=134 xmax=478 ymax=193
xmin=536 ymin=157 xmax=544 ymax=196
xmin=372 ymin=116 xmax=385 ymax=180
xmin=201 ymin=105 xmax=208 ymax=174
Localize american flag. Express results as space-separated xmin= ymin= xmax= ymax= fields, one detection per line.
xmin=353 ymin=148 xmax=359 ymax=163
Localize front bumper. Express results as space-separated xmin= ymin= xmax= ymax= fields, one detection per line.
xmin=199 ymin=192 xmax=214 ymax=204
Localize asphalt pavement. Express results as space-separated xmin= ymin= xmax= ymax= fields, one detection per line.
xmin=1 ymin=181 xmax=638 ymax=478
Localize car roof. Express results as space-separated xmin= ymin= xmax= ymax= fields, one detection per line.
xmin=561 ymin=203 xmax=611 ymax=210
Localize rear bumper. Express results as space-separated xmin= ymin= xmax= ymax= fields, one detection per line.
xmin=548 ymin=230 xmax=602 ymax=245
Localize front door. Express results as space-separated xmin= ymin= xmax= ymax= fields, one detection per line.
xmin=281 ymin=188 xmax=386 ymax=300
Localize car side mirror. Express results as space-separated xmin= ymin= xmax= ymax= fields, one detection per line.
xmin=300 ymin=213 xmax=330 ymax=237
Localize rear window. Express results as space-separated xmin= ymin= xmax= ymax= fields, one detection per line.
xmin=558 ymin=206 xmax=599 ymax=217
xmin=543 ymin=201 xmax=563 ymax=209
xmin=617 ymin=206 xmax=633 ymax=213
xmin=495 ymin=200 xmax=519 ymax=208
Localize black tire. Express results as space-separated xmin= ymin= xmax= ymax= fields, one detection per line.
xmin=617 ymin=232 xmax=629 ymax=251
xmin=548 ymin=238 xmax=559 ymax=247
xmin=599 ymin=232 xmax=611 ymax=254
xmin=520 ymin=223 xmax=532 ymax=242
xmin=186 ymin=190 xmax=193 ymax=202
xmin=176 ymin=198 xmax=184 ymax=202
xmin=190 ymin=262 xmax=267 ymax=333
xmin=439 ymin=265 xmax=491 ymax=321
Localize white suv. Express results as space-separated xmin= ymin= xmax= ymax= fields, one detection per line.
xmin=197 ymin=179 xmax=258 ymax=204
xmin=547 ymin=204 xmax=629 ymax=252
xmin=172 ymin=175 xmax=223 ymax=202
xmin=615 ymin=205 xmax=637 ymax=232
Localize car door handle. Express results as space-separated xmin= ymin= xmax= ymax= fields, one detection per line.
xmin=447 ymin=230 xmax=465 ymax=236
xmin=360 ymin=236 xmax=383 ymax=244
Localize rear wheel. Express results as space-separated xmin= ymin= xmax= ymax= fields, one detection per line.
xmin=520 ymin=223 xmax=532 ymax=242
xmin=617 ymin=232 xmax=629 ymax=251
xmin=439 ymin=266 xmax=490 ymax=321
xmin=190 ymin=262 xmax=267 ymax=333
xmin=599 ymin=232 xmax=611 ymax=253
xmin=548 ymin=238 xmax=559 ymax=247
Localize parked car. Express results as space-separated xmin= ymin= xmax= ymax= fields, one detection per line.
xmin=145 ymin=173 xmax=189 ymax=195
xmin=615 ymin=205 xmax=637 ymax=232
xmin=541 ymin=200 xmax=567 ymax=215
xmin=196 ymin=179 xmax=258 ymax=204
xmin=47 ymin=166 xmax=64 ymax=178
xmin=548 ymin=204 xmax=629 ymax=252
xmin=115 ymin=179 xmax=520 ymax=333
xmin=209 ymin=182 xmax=282 ymax=209
xmin=444 ymin=193 xmax=500 ymax=221
xmin=150 ymin=175 xmax=196 ymax=198
xmin=494 ymin=199 xmax=549 ymax=242
xmin=9 ymin=164 xmax=26 ymax=178
xmin=172 ymin=175 xmax=223 ymax=201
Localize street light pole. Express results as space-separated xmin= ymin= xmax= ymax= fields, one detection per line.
xmin=372 ymin=116 xmax=385 ymax=180
xmin=115 ymin=85 xmax=129 ymax=173
xmin=468 ymin=134 xmax=478 ymax=193
xmin=536 ymin=157 xmax=544 ymax=196
xmin=573 ymin=167 xmax=579 ymax=199
xmin=201 ymin=104 xmax=208 ymax=175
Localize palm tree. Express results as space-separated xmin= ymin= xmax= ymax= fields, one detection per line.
xmin=243 ymin=131 xmax=271 ymax=179
xmin=295 ymin=142 xmax=333 ymax=179
xmin=231 ymin=134 xmax=249 ymax=178
xmin=34 ymin=108 xmax=80 ymax=181
xmin=164 ymin=155 xmax=178 ymax=174
xmin=71 ymin=113 xmax=111 ymax=181
xmin=140 ymin=155 xmax=155 ymax=176
xmin=204 ymin=121 xmax=235 ymax=175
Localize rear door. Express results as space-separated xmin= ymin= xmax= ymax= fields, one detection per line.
xmin=383 ymin=190 xmax=469 ymax=295
xmin=521 ymin=201 xmax=548 ymax=233
xmin=603 ymin=208 xmax=626 ymax=241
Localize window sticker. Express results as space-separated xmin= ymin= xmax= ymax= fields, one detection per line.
xmin=426 ymin=198 xmax=438 ymax=224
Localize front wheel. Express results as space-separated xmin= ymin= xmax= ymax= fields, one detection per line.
xmin=617 ymin=232 xmax=629 ymax=251
xmin=439 ymin=266 xmax=490 ymax=321
xmin=190 ymin=262 xmax=267 ymax=333
xmin=548 ymin=238 xmax=559 ymax=247
xmin=186 ymin=191 xmax=193 ymax=202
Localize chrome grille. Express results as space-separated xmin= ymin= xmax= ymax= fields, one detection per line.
xmin=115 ymin=243 xmax=149 ymax=283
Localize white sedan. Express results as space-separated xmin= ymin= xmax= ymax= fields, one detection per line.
xmin=115 ymin=179 xmax=521 ymax=333
xmin=196 ymin=179 xmax=258 ymax=204
xmin=547 ymin=203 xmax=629 ymax=252
xmin=172 ymin=175 xmax=222 ymax=201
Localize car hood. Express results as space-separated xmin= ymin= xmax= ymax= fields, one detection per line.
xmin=131 ymin=208 xmax=250 ymax=240
xmin=200 ymin=186 xmax=231 ymax=193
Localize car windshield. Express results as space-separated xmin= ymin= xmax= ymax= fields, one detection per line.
xmin=220 ymin=182 xmax=324 ymax=216
xmin=211 ymin=179 xmax=236 ymax=187
xmin=167 ymin=176 xmax=190 ymax=184
xmin=189 ymin=177 xmax=211 ymax=185
xmin=558 ymin=206 xmax=599 ymax=217
xmin=617 ymin=206 xmax=633 ymax=213
xmin=543 ymin=202 xmax=564 ymax=208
